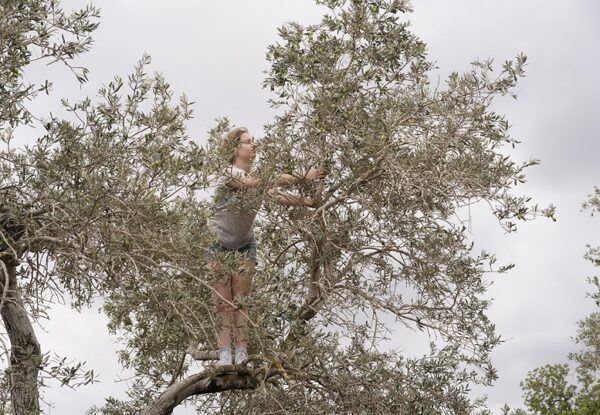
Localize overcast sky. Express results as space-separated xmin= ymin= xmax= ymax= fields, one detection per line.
xmin=10 ymin=1 xmax=600 ymax=413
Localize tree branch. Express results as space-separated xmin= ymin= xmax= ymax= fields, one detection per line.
xmin=141 ymin=367 xmax=277 ymax=415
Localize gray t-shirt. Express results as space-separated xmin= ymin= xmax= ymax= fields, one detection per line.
xmin=207 ymin=165 xmax=261 ymax=249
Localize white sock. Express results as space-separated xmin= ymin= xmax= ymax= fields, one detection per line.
xmin=235 ymin=347 xmax=248 ymax=364
xmin=218 ymin=347 xmax=232 ymax=366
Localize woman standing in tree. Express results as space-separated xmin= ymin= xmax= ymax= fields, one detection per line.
xmin=205 ymin=126 xmax=326 ymax=366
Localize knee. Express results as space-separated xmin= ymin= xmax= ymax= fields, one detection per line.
xmin=238 ymin=260 xmax=256 ymax=277
xmin=208 ymin=261 xmax=232 ymax=282
xmin=232 ymin=293 xmax=251 ymax=311
xmin=215 ymin=299 xmax=233 ymax=313
xmin=212 ymin=284 xmax=234 ymax=313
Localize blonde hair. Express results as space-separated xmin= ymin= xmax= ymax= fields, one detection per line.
xmin=221 ymin=126 xmax=249 ymax=164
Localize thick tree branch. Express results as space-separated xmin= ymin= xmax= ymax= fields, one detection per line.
xmin=141 ymin=367 xmax=277 ymax=415
xmin=0 ymin=260 xmax=41 ymax=414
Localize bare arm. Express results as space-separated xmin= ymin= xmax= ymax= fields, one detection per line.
xmin=224 ymin=175 xmax=262 ymax=189
xmin=223 ymin=176 xmax=313 ymax=206
xmin=222 ymin=166 xmax=326 ymax=192
xmin=276 ymin=167 xmax=328 ymax=187
xmin=267 ymin=189 xmax=317 ymax=207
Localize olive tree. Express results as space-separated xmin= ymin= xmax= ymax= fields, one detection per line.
xmin=99 ymin=1 xmax=553 ymax=414
xmin=1 ymin=1 xmax=206 ymax=413
xmin=2 ymin=0 xmax=554 ymax=414
xmin=1 ymin=1 xmax=100 ymax=412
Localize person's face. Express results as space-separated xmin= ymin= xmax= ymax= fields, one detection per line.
xmin=234 ymin=132 xmax=257 ymax=162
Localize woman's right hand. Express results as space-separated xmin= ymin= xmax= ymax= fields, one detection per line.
xmin=305 ymin=167 xmax=328 ymax=181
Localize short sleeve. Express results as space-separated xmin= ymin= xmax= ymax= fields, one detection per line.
xmin=208 ymin=166 xmax=246 ymax=201
xmin=222 ymin=166 xmax=246 ymax=182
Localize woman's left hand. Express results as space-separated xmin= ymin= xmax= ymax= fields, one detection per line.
xmin=304 ymin=197 xmax=320 ymax=208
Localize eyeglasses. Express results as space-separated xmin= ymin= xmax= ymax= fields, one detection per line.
xmin=237 ymin=137 xmax=257 ymax=145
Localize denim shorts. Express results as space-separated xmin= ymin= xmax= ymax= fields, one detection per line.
xmin=205 ymin=238 xmax=258 ymax=265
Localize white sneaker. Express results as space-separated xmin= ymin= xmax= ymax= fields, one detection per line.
xmin=217 ymin=348 xmax=232 ymax=366
xmin=235 ymin=348 xmax=248 ymax=365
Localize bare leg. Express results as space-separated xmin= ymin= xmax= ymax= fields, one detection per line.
xmin=232 ymin=259 xmax=255 ymax=350
xmin=210 ymin=262 xmax=233 ymax=349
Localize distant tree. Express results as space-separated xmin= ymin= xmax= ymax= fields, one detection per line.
xmin=508 ymin=189 xmax=600 ymax=415
xmin=517 ymin=316 xmax=600 ymax=415
xmin=521 ymin=364 xmax=576 ymax=415
xmin=568 ymin=187 xmax=600 ymax=415
xmin=2 ymin=0 xmax=555 ymax=414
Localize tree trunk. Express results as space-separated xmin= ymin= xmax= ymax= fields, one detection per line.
xmin=141 ymin=369 xmax=276 ymax=415
xmin=0 ymin=260 xmax=41 ymax=415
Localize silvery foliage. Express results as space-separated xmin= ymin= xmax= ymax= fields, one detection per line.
xmin=103 ymin=0 xmax=554 ymax=413
xmin=1 ymin=0 xmax=556 ymax=413
xmin=1 ymin=0 xmax=205 ymax=410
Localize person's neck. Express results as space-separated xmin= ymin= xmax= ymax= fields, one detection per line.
xmin=233 ymin=159 xmax=252 ymax=173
